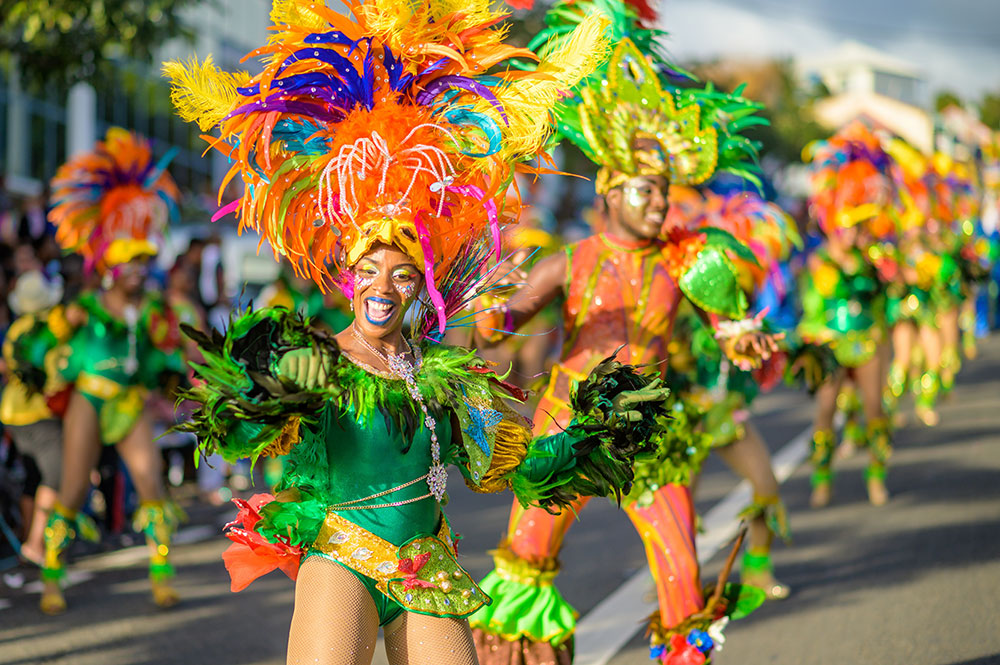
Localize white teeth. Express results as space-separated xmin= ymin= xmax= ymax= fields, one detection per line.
xmin=366 ymin=300 xmax=394 ymax=319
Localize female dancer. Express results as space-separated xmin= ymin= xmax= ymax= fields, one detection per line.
xmin=40 ymin=128 xmax=186 ymax=613
xmin=166 ymin=3 xmax=671 ymax=663
xmin=1 ymin=271 xmax=67 ymax=566
xmin=882 ymin=139 xmax=949 ymax=427
xmin=800 ymin=122 xmax=893 ymax=508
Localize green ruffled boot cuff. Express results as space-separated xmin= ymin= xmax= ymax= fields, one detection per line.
xmin=149 ymin=562 xmax=176 ymax=583
xmin=41 ymin=565 xmax=66 ymax=582
xmin=940 ymin=347 xmax=960 ymax=392
xmin=737 ymin=494 xmax=790 ymax=543
xmin=741 ymin=549 xmax=774 ymax=575
xmin=811 ymin=468 xmax=833 ymax=488
xmin=915 ymin=371 xmax=941 ymax=409
xmin=133 ymin=500 xmax=186 ymax=547
xmin=865 ymin=418 xmax=892 ymax=465
xmin=810 ymin=429 xmax=836 ymax=469
xmin=864 ymin=463 xmax=887 ymax=482
xmin=43 ymin=503 xmax=100 ymax=584
xmin=468 ymin=551 xmax=577 ymax=646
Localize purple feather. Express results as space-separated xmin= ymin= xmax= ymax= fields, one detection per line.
xmin=303 ymin=31 xmax=362 ymax=51
xmin=415 ymin=76 xmax=508 ymax=124
xmin=382 ymin=47 xmax=414 ymax=93
xmin=226 ymin=98 xmax=342 ymax=123
xmin=361 ymin=48 xmax=375 ymax=109
xmin=276 ymin=48 xmax=365 ymax=100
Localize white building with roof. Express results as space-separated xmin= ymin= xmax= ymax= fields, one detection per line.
xmin=797 ymin=40 xmax=934 ymax=153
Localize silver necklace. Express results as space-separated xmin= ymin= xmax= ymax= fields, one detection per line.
xmin=350 ymin=325 xmax=447 ymax=502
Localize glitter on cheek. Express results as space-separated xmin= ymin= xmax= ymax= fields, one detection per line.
xmin=353 ymin=273 xmax=376 ymax=293
xmin=396 ymin=281 xmax=416 ymax=301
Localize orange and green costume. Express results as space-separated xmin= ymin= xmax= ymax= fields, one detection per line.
xmin=469 ymin=0 xmax=771 ymax=661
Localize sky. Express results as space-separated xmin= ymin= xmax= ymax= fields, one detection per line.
xmin=659 ymin=0 xmax=1000 ymax=102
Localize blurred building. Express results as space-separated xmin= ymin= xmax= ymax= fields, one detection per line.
xmin=797 ymin=40 xmax=934 ymax=153
xmin=1 ymin=0 xmax=270 ymax=203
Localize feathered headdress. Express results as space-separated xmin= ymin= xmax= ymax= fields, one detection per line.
xmin=164 ymin=0 xmax=608 ymax=336
xmin=530 ymin=0 xmax=766 ymax=194
xmin=48 ymin=127 xmax=179 ymax=273
xmin=804 ymin=121 xmax=895 ymax=236
xmin=667 ymin=185 xmax=801 ymax=287
xmin=929 ymin=151 xmax=980 ymax=227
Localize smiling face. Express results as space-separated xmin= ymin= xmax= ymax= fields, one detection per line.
xmin=351 ymin=243 xmax=424 ymax=340
xmin=605 ymin=175 xmax=670 ymax=241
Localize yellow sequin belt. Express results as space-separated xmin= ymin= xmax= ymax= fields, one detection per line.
xmin=311 ymin=510 xmax=491 ymax=618
xmin=76 ymin=373 xmax=125 ymax=400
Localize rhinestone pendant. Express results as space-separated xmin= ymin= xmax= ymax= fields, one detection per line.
xmin=427 ymin=464 xmax=448 ymax=502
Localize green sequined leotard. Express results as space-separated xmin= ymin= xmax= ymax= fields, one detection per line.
xmin=55 ymin=292 xmax=183 ymax=443
xmin=799 ymin=247 xmax=885 ymax=368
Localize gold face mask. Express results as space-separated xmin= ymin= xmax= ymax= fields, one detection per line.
xmin=104 ymin=238 xmax=158 ymax=270
xmin=345 ymin=217 xmax=426 ymax=268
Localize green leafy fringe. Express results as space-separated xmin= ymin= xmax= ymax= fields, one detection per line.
xmin=511 ymin=355 xmax=671 ymax=509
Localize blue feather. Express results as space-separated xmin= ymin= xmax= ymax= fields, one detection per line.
xmin=143 ymin=146 xmax=179 ymax=190
xmin=361 ymin=48 xmax=375 ymax=109
xmin=442 ymin=108 xmax=502 ymax=158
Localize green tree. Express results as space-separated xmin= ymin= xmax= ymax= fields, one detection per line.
xmin=980 ymin=92 xmax=1000 ymax=130
xmin=935 ymin=90 xmax=962 ymax=113
xmin=0 ymin=0 xmax=200 ymax=89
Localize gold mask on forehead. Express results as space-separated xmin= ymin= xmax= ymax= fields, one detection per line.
xmin=345 ymin=217 xmax=427 ymax=268
xmin=104 ymin=238 xmax=158 ymax=269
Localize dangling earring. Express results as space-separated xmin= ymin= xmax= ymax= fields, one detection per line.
xmin=102 ymin=273 xmax=113 ymax=290
xmin=349 ymin=300 xmax=354 ymax=312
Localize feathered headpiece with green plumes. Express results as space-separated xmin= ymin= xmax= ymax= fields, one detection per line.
xmin=530 ymin=0 xmax=767 ymax=194
xmin=163 ymin=0 xmax=609 ymax=337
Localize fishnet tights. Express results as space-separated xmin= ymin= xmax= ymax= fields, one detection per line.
xmin=383 ymin=611 xmax=479 ymax=665
xmin=285 ymin=556 xmax=479 ymax=665
xmin=286 ymin=557 xmax=380 ymax=665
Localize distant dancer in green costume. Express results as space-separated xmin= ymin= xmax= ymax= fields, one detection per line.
xmin=801 ymin=121 xmax=893 ymax=509
xmin=41 ymin=128 xmax=186 ymax=614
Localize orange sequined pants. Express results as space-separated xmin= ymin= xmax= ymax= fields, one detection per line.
xmin=505 ymin=483 xmax=703 ymax=630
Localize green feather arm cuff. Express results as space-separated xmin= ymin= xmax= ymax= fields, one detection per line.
xmin=173 ymin=307 xmax=339 ymax=464
xmin=508 ymin=354 xmax=671 ymax=510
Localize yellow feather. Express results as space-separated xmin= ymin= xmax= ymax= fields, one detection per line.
xmin=269 ymin=0 xmax=329 ymax=32
xmin=430 ymin=0 xmax=504 ymax=28
xmin=357 ymin=0 xmax=415 ymax=38
xmin=161 ymin=55 xmax=250 ymax=132
xmin=475 ymin=13 xmax=610 ymax=162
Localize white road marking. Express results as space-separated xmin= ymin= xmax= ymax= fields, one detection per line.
xmin=573 ymin=425 xmax=812 ymax=665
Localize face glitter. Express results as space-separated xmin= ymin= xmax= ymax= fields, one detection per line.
xmin=353 ymin=270 xmax=376 ymax=294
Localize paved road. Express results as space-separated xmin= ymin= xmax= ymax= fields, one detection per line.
xmin=2 ymin=336 xmax=999 ymax=665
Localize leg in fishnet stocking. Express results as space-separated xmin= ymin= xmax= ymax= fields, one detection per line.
xmin=286 ymin=557 xmax=380 ymax=665
xmin=384 ymin=612 xmax=479 ymax=665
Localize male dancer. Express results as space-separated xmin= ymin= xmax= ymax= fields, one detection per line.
xmin=471 ymin=4 xmax=782 ymax=660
